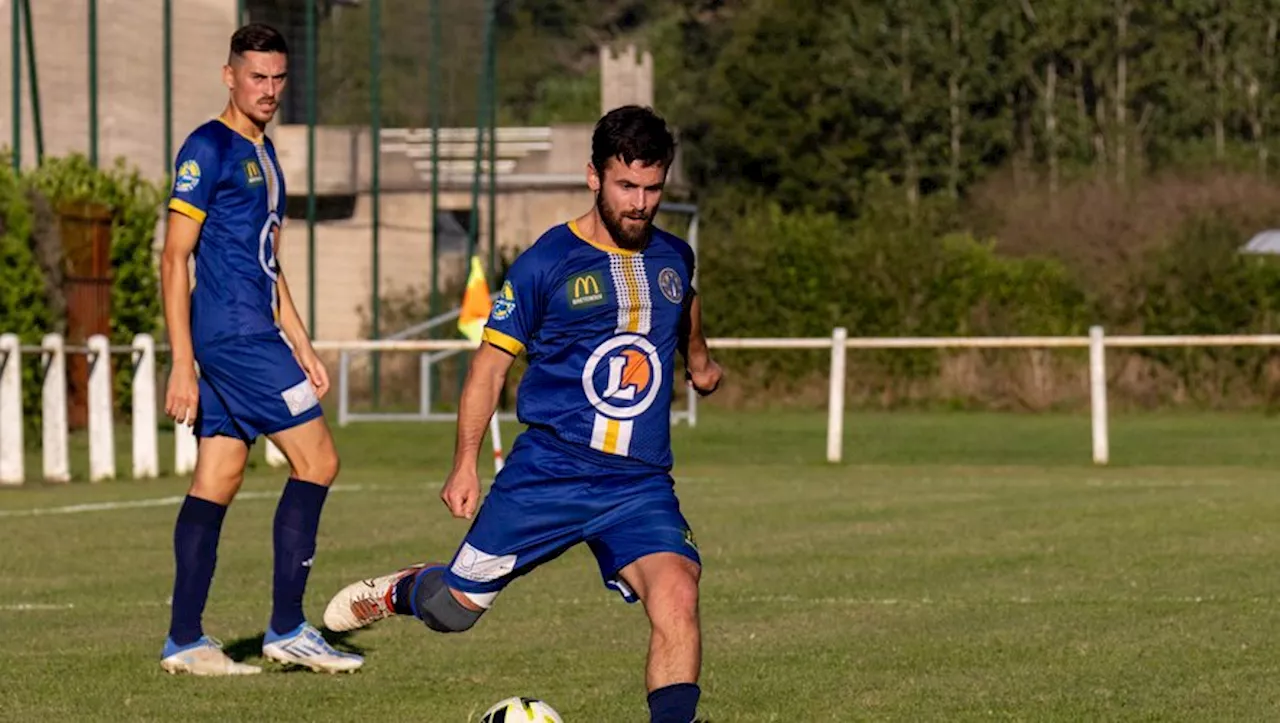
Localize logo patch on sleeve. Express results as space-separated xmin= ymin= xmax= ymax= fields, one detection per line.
xmin=280 ymin=378 xmax=319 ymax=417
xmin=491 ymin=280 xmax=516 ymax=321
xmin=174 ymin=160 xmax=201 ymax=193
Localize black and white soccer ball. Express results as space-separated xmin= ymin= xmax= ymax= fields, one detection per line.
xmin=480 ymin=696 xmax=563 ymax=723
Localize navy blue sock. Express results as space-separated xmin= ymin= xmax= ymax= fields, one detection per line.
xmin=648 ymin=683 xmax=700 ymax=723
xmin=168 ymin=495 xmax=227 ymax=646
xmin=269 ymin=478 xmax=329 ymax=636
xmin=392 ymin=571 xmax=419 ymax=616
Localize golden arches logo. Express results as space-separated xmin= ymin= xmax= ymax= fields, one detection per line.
xmin=574 ymin=274 xmax=601 ymax=298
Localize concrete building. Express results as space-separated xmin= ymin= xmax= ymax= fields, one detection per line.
xmin=0 ymin=0 xmax=672 ymax=340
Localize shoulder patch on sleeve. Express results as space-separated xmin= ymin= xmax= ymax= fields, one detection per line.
xmin=174 ymin=159 xmax=202 ymax=193
xmin=491 ymin=280 xmax=516 ymax=320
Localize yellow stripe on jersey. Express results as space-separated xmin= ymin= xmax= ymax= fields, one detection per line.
xmin=168 ymin=198 xmax=207 ymax=223
xmin=255 ymin=145 xmax=279 ymax=213
xmin=482 ymin=327 xmax=525 ymax=356
xmin=591 ymin=414 xmax=633 ymax=456
xmin=620 ymin=258 xmax=640 ymax=332
xmin=609 ymin=255 xmax=650 ymax=334
xmin=603 ymin=419 xmax=621 ymax=453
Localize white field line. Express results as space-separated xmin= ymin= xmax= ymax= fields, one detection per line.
xmin=0 ymin=484 xmax=376 ymax=519
xmin=2 ymin=593 xmax=1273 ymax=614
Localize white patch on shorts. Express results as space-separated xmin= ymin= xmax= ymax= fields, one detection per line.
xmin=450 ymin=542 xmax=517 ymax=583
xmin=280 ymin=378 xmax=319 ymax=416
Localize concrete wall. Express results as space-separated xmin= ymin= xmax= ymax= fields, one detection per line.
xmin=0 ymin=0 xmax=237 ymax=177
xmin=279 ymin=186 xmax=593 ymax=341
xmin=0 ymin=9 xmax=672 ymax=342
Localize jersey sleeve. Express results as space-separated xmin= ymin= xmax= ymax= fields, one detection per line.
xmin=167 ymin=132 xmax=221 ymax=223
xmin=481 ymin=250 xmax=546 ymax=356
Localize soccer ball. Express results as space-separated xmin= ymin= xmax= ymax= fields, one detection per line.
xmin=479 ymin=696 xmax=563 ymax=723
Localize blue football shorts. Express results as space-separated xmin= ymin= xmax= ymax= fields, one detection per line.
xmin=194 ymin=331 xmax=324 ymax=443
xmin=442 ymin=427 xmax=701 ymax=604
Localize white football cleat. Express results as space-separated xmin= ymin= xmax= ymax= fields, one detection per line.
xmin=160 ymin=636 xmax=262 ymax=676
xmin=262 ymin=622 xmax=363 ymax=673
xmin=323 ymin=563 xmax=433 ymax=632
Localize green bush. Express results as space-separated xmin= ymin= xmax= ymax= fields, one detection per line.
xmin=0 ymin=153 xmax=163 ymax=426
xmin=0 ymin=157 xmax=51 ymax=431
xmin=696 ymin=194 xmax=1091 ymax=403
xmin=1136 ymin=211 xmax=1280 ymax=406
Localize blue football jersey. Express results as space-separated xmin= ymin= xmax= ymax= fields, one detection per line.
xmin=168 ymin=118 xmax=287 ymax=349
xmin=482 ymin=220 xmax=696 ymax=470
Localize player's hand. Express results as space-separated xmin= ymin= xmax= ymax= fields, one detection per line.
xmin=165 ymin=363 xmax=200 ymax=427
xmin=440 ymin=467 xmax=482 ymax=520
xmin=686 ymin=358 xmax=723 ymax=397
xmin=295 ymin=345 xmax=330 ymax=399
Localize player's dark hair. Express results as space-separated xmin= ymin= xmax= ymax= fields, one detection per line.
xmin=591 ymin=105 xmax=676 ymax=178
xmin=229 ymin=23 xmax=289 ymax=59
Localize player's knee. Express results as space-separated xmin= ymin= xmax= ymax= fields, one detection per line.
xmin=291 ymin=448 xmax=340 ymax=485
xmin=667 ymin=575 xmax=700 ymax=615
xmin=649 ymin=570 xmax=700 ymax=628
xmin=412 ymin=567 xmax=485 ymax=633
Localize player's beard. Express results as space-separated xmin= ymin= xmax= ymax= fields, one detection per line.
xmin=596 ymin=191 xmax=652 ymax=251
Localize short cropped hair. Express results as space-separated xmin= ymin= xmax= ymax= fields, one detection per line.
xmin=591 ymin=105 xmax=676 ymax=177
xmin=230 ymin=23 xmax=289 ymax=60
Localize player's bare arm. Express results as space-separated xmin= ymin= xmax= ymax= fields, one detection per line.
xmin=273 ymin=226 xmax=329 ymax=398
xmin=681 ymin=293 xmax=722 ymax=396
xmin=441 ymin=342 xmax=515 ymax=520
xmin=161 ymin=210 xmax=202 ymax=426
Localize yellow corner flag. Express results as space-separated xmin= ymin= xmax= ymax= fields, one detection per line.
xmin=458 ymin=255 xmax=493 ymax=344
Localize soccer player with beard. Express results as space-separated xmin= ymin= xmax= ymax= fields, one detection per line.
xmin=158 ymin=23 xmax=360 ymax=676
xmin=324 ymin=105 xmax=722 ymax=723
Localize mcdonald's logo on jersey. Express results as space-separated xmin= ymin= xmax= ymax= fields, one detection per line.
xmin=567 ymin=270 xmax=607 ymax=309
xmin=242 ymin=159 xmax=265 ymax=186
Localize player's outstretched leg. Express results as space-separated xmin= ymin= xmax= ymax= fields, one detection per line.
xmin=324 ymin=564 xmax=487 ymax=634
xmin=161 ymin=436 xmax=261 ymax=676
xmin=617 ymin=552 xmax=704 ymax=723
xmin=259 ymin=417 xmax=362 ymax=673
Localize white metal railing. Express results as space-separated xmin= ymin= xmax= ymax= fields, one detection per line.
xmin=4 ymin=326 xmax=1280 ymax=484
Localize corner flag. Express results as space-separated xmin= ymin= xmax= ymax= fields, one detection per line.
xmin=458 ymin=256 xmax=493 ymax=344
xmin=456 ymin=255 xmax=505 ymax=472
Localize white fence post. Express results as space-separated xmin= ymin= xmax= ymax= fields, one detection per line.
xmin=0 ymin=334 xmax=23 ymax=486
xmin=42 ymin=334 xmax=69 ymax=483
xmin=827 ymin=327 xmax=848 ymax=464
xmin=87 ymin=334 xmax=116 ymax=482
xmin=339 ymin=351 xmax=351 ymax=427
xmin=687 ymin=375 xmax=698 ymax=427
xmin=131 ymin=334 xmax=159 ymax=479
xmin=1089 ymin=325 xmax=1110 ymax=466
xmin=265 ymin=439 xmax=287 ymax=467
xmin=175 ymin=419 xmax=198 ymax=476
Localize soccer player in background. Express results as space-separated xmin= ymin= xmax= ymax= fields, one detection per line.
xmin=158 ymin=23 xmax=361 ymax=676
xmin=325 ymin=105 xmax=721 ymax=723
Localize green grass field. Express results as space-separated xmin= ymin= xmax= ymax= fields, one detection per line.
xmin=5 ymin=409 xmax=1280 ymax=721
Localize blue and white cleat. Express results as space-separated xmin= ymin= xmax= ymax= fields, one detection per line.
xmin=262 ymin=622 xmax=363 ymax=673
xmin=160 ymin=636 xmax=262 ymax=676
